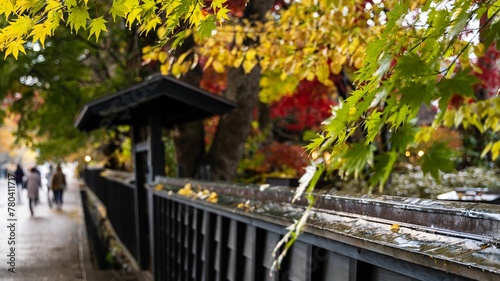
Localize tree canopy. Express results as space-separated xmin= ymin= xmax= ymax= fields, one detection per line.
xmin=154 ymin=0 xmax=500 ymax=191
xmin=1 ymin=0 xmax=499 ymax=182
xmin=0 ymin=0 xmax=229 ymax=58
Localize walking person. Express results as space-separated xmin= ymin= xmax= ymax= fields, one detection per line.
xmin=26 ymin=167 xmax=41 ymax=216
xmin=14 ymin=164 xmax=25 ymax=204
xmin=46 ymin=165 xmax=54 ymax=208
xmin=50 ymin=164 xmax=67 ymax=210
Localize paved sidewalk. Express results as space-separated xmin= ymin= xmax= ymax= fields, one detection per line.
xmin=0 ymin=171 xmax=117 ymax=280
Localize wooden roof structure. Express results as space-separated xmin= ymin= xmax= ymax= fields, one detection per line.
xmin=75 ymin=74 xmax=235 ymax=132
xmin=75 ymin=74 xmax=235 ymax=269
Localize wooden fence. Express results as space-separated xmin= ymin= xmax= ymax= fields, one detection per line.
xmin=82 ymin=168 xmax=500 ymax=281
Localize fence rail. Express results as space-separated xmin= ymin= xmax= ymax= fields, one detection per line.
xmin=83 ymin=169 xmax=500 ymax=281
xmin=83 ymin=168 xmax=139 ymax=261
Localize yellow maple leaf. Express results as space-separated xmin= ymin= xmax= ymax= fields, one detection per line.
xmin=0 ymin=0 xmax=14 ymax=18
xmin=212 ymin=60 xmax=225 ymax=73
xmin=178 ymin=183 xmax=194 ymax=197
xmin=88 ymin=17 xmax=108 ymax=42
xmin=30 ymin=23 xmax=50 ymax=48
xmin=206 ymin=192 xmax=218 ymax=203
xmin=390 ymin=223 xmax=400 ymax=233
xmin=242 ymin=60 xmax=257 ymax=74
xmin=5 ymin=39 xmax=26 ymax=59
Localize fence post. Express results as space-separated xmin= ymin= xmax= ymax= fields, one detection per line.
xmin=132 ymin=123 xmax=151 ymax=270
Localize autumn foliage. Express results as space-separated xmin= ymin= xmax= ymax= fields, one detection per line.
xmin=271 ymin=78 xmax=336 ymax=132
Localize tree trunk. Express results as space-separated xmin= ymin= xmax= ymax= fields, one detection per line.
xmin=172 ymin=36 xmax=205 ymax=178
xmin=207 ymin=0 xmax=274 ymax=181
xmin=208 ymin=66 xmax=261 ymax=180
xmin=173 ymin=120 xmax=205 ymax=177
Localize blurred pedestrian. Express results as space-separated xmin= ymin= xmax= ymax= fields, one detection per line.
xmin=46 ymin=165 xmax=54 ymax=208
xmin=26 ymin=167 xmax=41 ymax=216
xmin=14 ymin=164 xmax=25 ymax=204
xmin=50 ymin=164 xmax=67 ymax=210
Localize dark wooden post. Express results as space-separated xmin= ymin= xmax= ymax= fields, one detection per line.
xmin=132 ymin=122 xmax=149 ymax=270
xmin=131 ymin=112 xmax=166 ymax=270
xmin=148 ymin=113 xmax=166 ymax=182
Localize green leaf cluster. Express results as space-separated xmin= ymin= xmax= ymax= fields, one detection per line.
xmin=0 ymin=0 xmax=229 ymax=57
xmin=304 ymin=0 xmax=500 ymax=192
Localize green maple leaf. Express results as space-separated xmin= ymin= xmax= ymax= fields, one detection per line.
xmin=88 ymin=17 xmax=107 ymax=41
xmin=420 ymin=141 xmax=458 ymax=183
xmin=382 ymin=1 xmax=408 ymax=37
xmin=170 ymin=30 xmax=186 ymax=48
xmin=197 ymin=16 xmax=216 ymax=40
xmin=341 ymin=143 xmax=375 ymax=180
xmin=304 ymin=134 xmax=325 ymax=153
xmin=67 ymin=6 xmax=90 ymax=33
xmin=399 ymin=82 xmax=436 ymax=119
xmin=448 ymin=0 xmax=473 ymax=40
xmin=437 ymin=71 xmax=479 ymax=112
xmin=364 ymin=111 xmax=383 ymax=144
xmin=140 ymin=16 xmax=161 ymax=36
xmin=109 ymin=0 xmax=129 ymax=21
xmin=65 ymin=0 xmax=77 ymax=9
xmin=369 ymin=151 xmax=398 ymax=193
xmin=141 ymin=0 xmax=157 ymax=11
xmin=390 ymin=121 xmax=418 ymax=153
xmin=394 ymin=53 xmax=430 ymax=79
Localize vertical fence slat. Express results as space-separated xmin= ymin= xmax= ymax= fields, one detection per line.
xmin=157 ymin=197 xmax=163 ymax=281
xmin=176 ymin=202 xmax=184 ymax=281
xmin=227 ymin=219 xmax=238 ymax=281
xmin=214 ymin=215 xmax=222 ymax=281
xmin=325 ymin=252 xmax=357 ymax=281
xmin=165 ymin=199 xmax=172 ymax=280
xmin=183 ymin=205 xmax=192 ymax=281
xmin=243 ymin=225 xmax=256 ymax=281
xmin=170 ymin=200 xmax=177 ymax=280
xmin=192 ymin=208 xmax=204 ymax=280
xmin=289 ymin=241 xmax=312 ymax=281
xmin=201 ymin=211 xmax=216 ymax=281
xmin=263 ymin=232 xmax=280 ymax=281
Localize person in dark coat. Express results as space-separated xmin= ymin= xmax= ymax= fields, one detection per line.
xmin=50 ymin=164 xmax=67 ymax=210
xmin=14 ymin=164 xmax=25 ymax=204
xmin=26 ymin=167 xmax=41 ymax=216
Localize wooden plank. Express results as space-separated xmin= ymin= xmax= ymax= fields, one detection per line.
xmin=176 ymin=201 xmax=184 ymax=281
xmin=263 ymin=232 xmax=280 ymax=281
xmin=243 ymin=225 xmax=256 ymax=281
xmin=132 ymin=146 xmax=149 ymax=269
xmin=214 ymin=216 xmax=222 ymax=280
xmin=165 ymin=199 xmax=172 ymax=280
xmin=191 ymin=208 xmax=201 ymax=281
xmin=201 ymin=210 xmax=215 ymax=281
xmin=183 ymin=205 xmax=192 ymax=281
xmin=150 ymin=195 xmax=156 ymax=280
xmin=148 ymin=114 xmax=166 ymax=181
xmin=289 ymin=241 xmax=312 ymax=281
xmin=324 ymin=252 xmax=357 ymax=281
xmin=227 ymin=220 xmax=238 ymax=281
xmin=170 ymin=200 xmax=176 ymax=279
